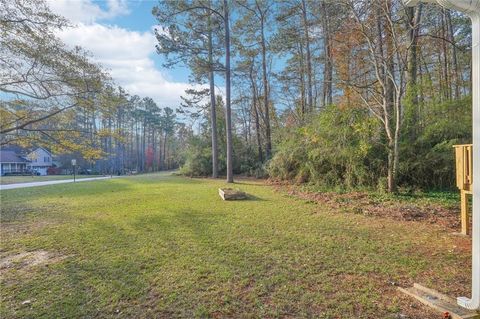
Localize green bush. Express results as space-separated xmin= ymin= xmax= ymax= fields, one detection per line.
xmin=270 ymin=97 xmax=472 ymax=191
xmin=398 ymin=97 xmax=471 ymax=189
xmin=269 ymin=105 xmax=384 ymax=189
xmin=180 ymin=96 xmax=472 ymax=190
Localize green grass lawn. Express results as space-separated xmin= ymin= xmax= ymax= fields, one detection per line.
xmin=0 ymin=173 xmax=472 ymax=318
xmin=0 ymin=175 xmax=104 ymax=185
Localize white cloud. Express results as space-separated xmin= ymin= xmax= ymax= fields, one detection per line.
xmin=47 ymin=0 xmax=129 ymax=24
xmin=48 ymin=0 xmax=201 ymax=107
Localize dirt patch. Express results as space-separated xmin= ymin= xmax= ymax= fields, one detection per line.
xmin=0 ymin=250 xmax=68 ymax=274
xmin=273 ymin=184 xmax=462 ymax=231
xmin=1 ymin=220 xmax=54 ymax=238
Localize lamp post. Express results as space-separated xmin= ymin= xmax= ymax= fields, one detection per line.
xmin=403 ymin=0 xmax=480 ymax=311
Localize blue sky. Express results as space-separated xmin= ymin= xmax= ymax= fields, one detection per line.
xmin=47 ymin=0 xmax=202 ymax=107
xmin=103 ymin=0 xmax=191 ymax=83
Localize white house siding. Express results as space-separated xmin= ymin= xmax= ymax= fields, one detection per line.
xmin=27 ymin=148 xmax=53 ymax=176
xmin=0 ymin=163 xmax=28 ymax=175
xmin=29 ymin=166 xmax=48 ymax=175
xmin=0 ymin=150 xmax=30 ymax=175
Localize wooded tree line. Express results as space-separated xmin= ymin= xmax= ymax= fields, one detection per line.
xmin=0 ymin=0 xmax=184 ymax=174
xmin=1 ymin=0 xmax=473 ymax=188
xmin=73 ymin=90 xmax=181 ymax=174
xmin=154 ymin=0 xmax=473 ymax=192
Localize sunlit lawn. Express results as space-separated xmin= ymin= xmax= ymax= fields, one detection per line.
xmin=0 ymin=173 xmax=472 ymax=318
xmin=0 ymin=175 xmax=104 ymax=185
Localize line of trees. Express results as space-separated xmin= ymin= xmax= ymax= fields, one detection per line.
xmin=154 ymin=0 xmax=472 ymax=191
xmin=1 ymin=0 xmax=473 ymax=190
xmin=73 ymin=89 xmax=181 ymax=174
xmin=1 ymin=0 xmax=184 ymax=174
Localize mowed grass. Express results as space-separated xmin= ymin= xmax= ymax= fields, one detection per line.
xmin=0 ymin=173 xmax=472 ymax=318
xmin=0 ymin=175 xmax=104 ymax=185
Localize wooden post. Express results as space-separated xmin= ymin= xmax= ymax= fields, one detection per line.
xmin=461 ymin=190 xmax=471 ymax=235
xmin=454 ymin=144 xmax=473 ymax=236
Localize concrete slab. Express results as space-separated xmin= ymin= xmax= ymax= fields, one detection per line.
xmin=398 ymin=283 xmax=480 ymax=319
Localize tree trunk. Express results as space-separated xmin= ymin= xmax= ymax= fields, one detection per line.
xmin=163 ymin=131 xmax=167 ymax=170
xmin=108 ymin=117 xmax=113 ymax=175
xmin=387 ymin=141 xmax=396 ymax=193
xmin=446 ymin=9 xmax=461 ymax=99
xmin=260 ymin=14 xmax=271 ymax=160
xmin=159 ymin=134 xmax=163 ymax=170
xmin=224 ymin=0 xmax=234 ymax=183
xmin=406 ymin=4 xmax=422 ymax=139
xmin=320 ymin=1 xmax=332 ymax=107
xmin=249 ymin=63 xmax=263 ymax=163
xmin=377 ymin=1 xmax=398 ymax=193
xmin=142 ymin=119 xmax=146 ymax=172
xmin=298 ymin=39 xmax=306 ymax=119
xmin=385 ymin=5 xmax=395 ymax=124
xmin=301 ymin=0 xmax=313 ymax=111
xmin=207 ymin=13 xmax=219 ymax=178
xmin=386 ymin=1 xmax=398 ymax=193
xmin=440 ymin=9 xmax=451 ymax=100
xmin=152 ymin=129 xmax=156 ymax=171
xmin=136 ymin=121 xmax=140 ymax=172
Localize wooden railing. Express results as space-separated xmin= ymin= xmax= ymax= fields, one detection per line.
xmin=453 ymin=144 xmax=473 ymax=235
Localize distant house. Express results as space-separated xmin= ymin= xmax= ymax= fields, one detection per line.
xmin=0 ymin=150 xmax=30 ymax=175
xmin=27 ymin=148 xmax=53 ymax=176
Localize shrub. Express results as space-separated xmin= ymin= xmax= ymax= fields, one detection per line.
xmin=269 ymin=105 xmax=384 ymax=189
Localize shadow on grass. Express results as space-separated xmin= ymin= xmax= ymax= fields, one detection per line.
xmin=132 ymin=175 xmax=205 ymax=185
xmin=231 ymin=180 xmax=266 ymax=186
xmin=369 ymin=189 xmax=460 ymax=207
xmin=245 ymin=194 xmax=266 ymax=201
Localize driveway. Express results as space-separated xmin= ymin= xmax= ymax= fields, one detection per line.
xmin=0 ymin=176 xmax=117 ymax=190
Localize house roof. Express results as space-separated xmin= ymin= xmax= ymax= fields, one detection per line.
xmin=0 ymin=150 xmax=30 ymax=163
xmin=29 ymin=147 xmax=52 ymax=156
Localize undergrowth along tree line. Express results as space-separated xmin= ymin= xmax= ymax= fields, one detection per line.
xmin=154 ymin=0 xmax=472 ymax=192
xmin=1 ymin=0 xmax=473 ymax=189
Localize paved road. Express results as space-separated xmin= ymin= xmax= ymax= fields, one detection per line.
xmin=0 ymin=176 xmax=117 ymax=190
